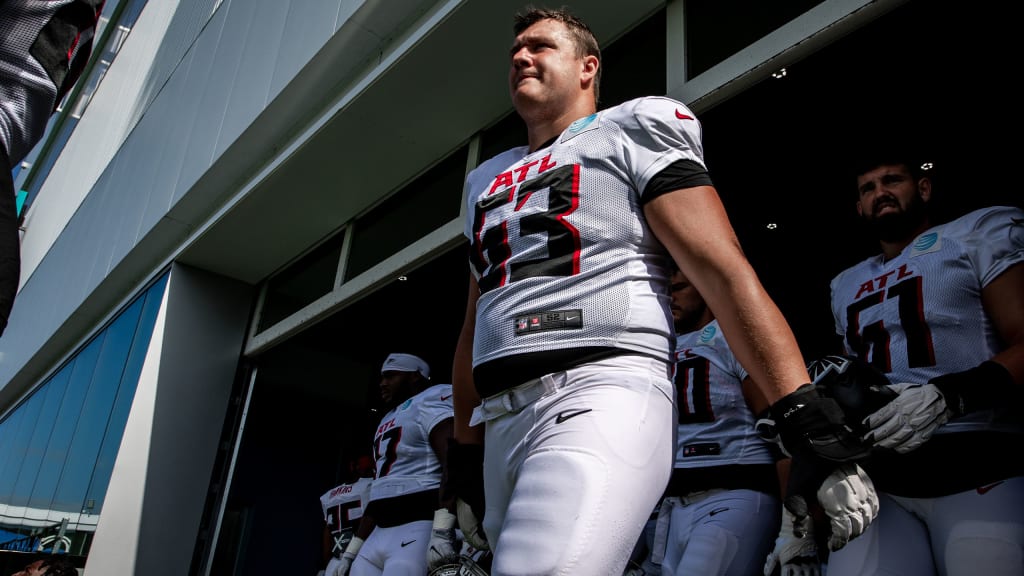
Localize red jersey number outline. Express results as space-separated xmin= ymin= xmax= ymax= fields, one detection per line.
xmin=470 ymin=164 xmax=582 ymax=293
xmin=845 ymin=275 xmax=936 ymax=371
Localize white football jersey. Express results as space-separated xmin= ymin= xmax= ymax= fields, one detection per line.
xmin=831 ymin=206 xmax=1024 ymax=434
xmin=320 ymin=477 xmax=372 ymax=546
xmin=369 ymin=383 xmax=453 ymax=502
xmin=673 ymin=320 xmax=776 ymax=467
xmin=463 ymin=96 xmax=708 ymax=367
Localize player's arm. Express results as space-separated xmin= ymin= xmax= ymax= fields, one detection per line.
xmin=453 ymin=271 xmax=483 ymax=444
xmin=334 ymin=513 xmax=375 ymax=576
xmin=427 ymin=416 xmax=460 ymax=570
xmin=644 ymin=186 xmax=809 ymax=403
xmin=981 ymin=261 xmax=1024 ymax=388
xmin=430 ymin=417 xmax=456 ymax=510
xmin=646 ymin=186 xmax=877 ymax=552
xmin=446 ymin=271 xmax=489 ymax=550
xmin=745 ymin=375 xmax=822 ymax=575
xmin=322 ymin=523 xmax=333 ymax=569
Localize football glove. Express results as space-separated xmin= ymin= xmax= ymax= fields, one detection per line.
xmin=807 ymin=355 xmax=897 ymax=434
xmin=814 ymin=462 xmax=878 ymax=551
xmin=862 ymin=382 xmax=949 ymax=453
xmin=427 ymin=508 xmax=461 ymax=571
xmin=770 ymin=384 xmax=872 ymax=463
xmin=763 ymin=504 xmax=820 ymax=576
xmin=443 ymin=440 xmax=489 ymax=550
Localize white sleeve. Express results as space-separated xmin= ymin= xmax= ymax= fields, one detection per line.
xmin=616 ymin=96 xmax=708 ymax=199
xmin=421 ymin=384 xmax=455 ymax=435
xmin=963 ymin=206 xmax=1024 ymax=287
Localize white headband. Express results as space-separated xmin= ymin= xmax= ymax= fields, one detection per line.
xmin=381 ymin=353 xmax=430 ymax=379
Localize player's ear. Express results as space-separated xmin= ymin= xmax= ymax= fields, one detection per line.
xmin=917 ymin=176 xmax=932 ymax=203
xmin=580 ymin=55 xmax=599 ymax=85
xmin=855 ymin=200 xmax=865 ymax=217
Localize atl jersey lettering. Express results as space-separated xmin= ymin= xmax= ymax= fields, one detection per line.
xmin=320 ymin=477 xmax=372 ymax=557
xmin=463 ymin=96 xmax=707 ymax=367
xmin=673 ymin=320 xmax=776 ymax=467
xmin=830 ymin=206 xmax=1024 ymax=434
xmin=369 ymin=384 xmax=453 ymax=502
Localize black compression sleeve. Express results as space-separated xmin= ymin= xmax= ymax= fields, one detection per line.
xmin=930 ymin=361 xmax=1018 ymax=416
xmin=641 ymin=159 xmax=714 ymax=204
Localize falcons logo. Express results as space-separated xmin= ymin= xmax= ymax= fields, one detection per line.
xmin=807 ymin=355 xmax=854 ymax=384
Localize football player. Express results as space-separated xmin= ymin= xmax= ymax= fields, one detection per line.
xmin=336 ymin=353 xmax=457 ymax=576
xmin=634 ymin=266 xmax=818 ymax=576
xmin=0 ymin=0 xmax=106 ymax=337
xmin=825 ymin=151 xmax=1024 ymax=575
xmin=447 ymin=7 xmax=876 ymax=576
xmin=320 ymin=456 xmax=374 ymax=576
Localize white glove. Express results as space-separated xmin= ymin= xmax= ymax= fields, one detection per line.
xmin=764 ymin=505 xmax=820 ymax=576
xmin=427 ymin=508 xmax=461 ymax=570
xmin=332 ymin=535 xmax=363 ymax=576
xmin=457 ymin=498 xmax=489 ymax=550
xmin=816 ymin=463 xmax=878 ymax=551
xmin=863 ymin=382 xmax=950 ymax=453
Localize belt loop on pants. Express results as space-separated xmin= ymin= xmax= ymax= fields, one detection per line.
xmin=470 ymin=373 xmax=559 ymax=426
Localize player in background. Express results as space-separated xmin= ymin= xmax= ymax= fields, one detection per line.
xmin=334 ymin=353 xmax=458 ymax=576
xmin=1 ymin=0 xmax=106 ymax=337
xmin=628 ymin=266 xmax=819 ymax=576
xmin=446 ymin=8 xmax=877 ymax=576
xmin=825 ymin=151 xmax=1024 ymax=575
xmin=319 ymin=456 xmax=375 ymax=576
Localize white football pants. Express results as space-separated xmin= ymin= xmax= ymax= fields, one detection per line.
xmin=478 ymin=354 xmax=676 ymax=576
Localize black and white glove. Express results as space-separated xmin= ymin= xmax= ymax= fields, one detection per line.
xmin=331 ymin=536 xmax=362 ymax=576
xmin=443 ymin=440 xmax=489 ymax=550
xmin=427 ymin=508 xmax=461 ymax=571
xmin=770 ymin=384 xmax=873 ymax=463
xmin=782 ymin=453 xmax=878 ymax=553
xmin=862 ymin=382 xmax=949 ymax=453
xmin=763 ymin=505 xmax=820 ymax=576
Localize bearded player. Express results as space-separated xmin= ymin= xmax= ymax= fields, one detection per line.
xmin=446 ymin=7 xmax=877 ymax=576
xmin=335 ymin=353 xmax=458 ymax=576
xmin=825 ymin=151 xmax=1024 ymax=575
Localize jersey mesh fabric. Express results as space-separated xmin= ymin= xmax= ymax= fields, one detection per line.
xmin=0 ymin=0 xmax=91 ymax=164
xmin=464 ymin=96 xmax=707 ymax=368
xmin=673 ymin=320 xmax=776 ymax=467
xmin=321 ymin=477 xmax=372 ymax=557
xmin=369 ymin=384 xmax=452 ymax=502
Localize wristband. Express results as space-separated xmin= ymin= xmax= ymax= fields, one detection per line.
xmin=433 ymin=508 xmax=457 ymax=530
xmin=343 ymin=535 xmax=364 ymax=558
xmin=930 ymin=361 xmax=1017 ymax=417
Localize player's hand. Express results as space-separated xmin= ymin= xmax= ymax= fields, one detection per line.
xmin=862 ymin=382 xmax=950 ymax=453
xmin=330 ymin=557 xmax=351 ymax=576
xmin=770 ymin=384 xmax=872 ymax=463
xmin=443 ymin=440 xmax=489 ymax=550
xmin=332 ymin=535 xmax=362 ymax=576
xmin=427 ymin=508 xmax=461 ymax=570
xmin=763 ymin=502 xmax=820 ymax=576
xmin=815 ymin=462 xmax=878 ymax=551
